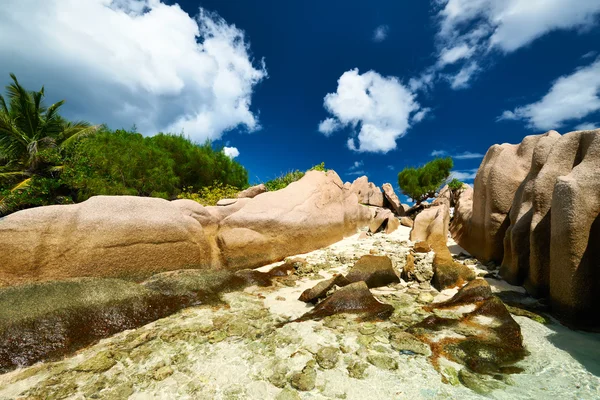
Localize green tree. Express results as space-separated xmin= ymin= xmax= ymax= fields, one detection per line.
xmin=0 ymin=73 xmax=97 ymax=214
xmin=447 ymin=178 xmax=464 ymax=191
xmin=397 ymin=157 xmax=453 ymax=204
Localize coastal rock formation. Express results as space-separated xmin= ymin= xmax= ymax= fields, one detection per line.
xmin=381 ymin=183 xmax=405 ymax=215
xmin=0 ymin=171 xmax=371 ymax=286
xmin=349 ymin=176 xmax=384 ymax=207
xmin=345 ymin=255 xmax=400 ymax=288
xmin=218 ymin=171 xmax=371 ymax=270
xmin=452 ymin=129 xmax=600 ymax=327
xmin=451 ymin=132 xmax=554 ymax=263
xmin=0 ymin=196 xmax=216 ymax=286
xmin=237 ymin=183 xmax=267 ymax=198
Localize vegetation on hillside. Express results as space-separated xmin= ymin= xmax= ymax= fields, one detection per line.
xmin=397 ymin=157 xmax=453 ymax=204
xmin=447 ymin=178 xmax=465 ymax=191
xmin=0 ymin=74 xmax=249 ymax=216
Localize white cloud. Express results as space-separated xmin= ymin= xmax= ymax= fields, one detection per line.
xmin=437 ymin=44 xmax=475 ymax=67
xmin=499 ymin=59 xmax=600 ymax=130
xmin=319 ymin=69 xmax=423 ymax=153
xmin=0 ymin=0 xmax=267 ymax=142
xmin=575 ymin=122 xmax=599 ymax=130
xmin=372 ymin=25 xmax=389 ymax=42
xmin=432 ymin=0 xmax=600 ymax=89
xmin=430 ymin=149 xmax=483 ymax=159
xmin=223 ymin=146 xmax=240 ymax=158
xmin=318 ymin=117 xmax=342 ymax=136
xmin=582 ymin=51 xmax=598 ymax=59
xmin=449 ymin=62 xmax=480 ymax=90
xmin=412 ymin=107 xmax=431 ymax=123
xmin=431 ymin=150 xmax=448 ymax=157
xmin=450 ymin=168 xmax=479 ymax=181
xmin=454 ymin=151 xmax=484 ymax=159
xmin=346 ymin=160 xmax=365 ymax=176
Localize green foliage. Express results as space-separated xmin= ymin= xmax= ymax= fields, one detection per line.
xmin=448 ymin=178 xmax=464 ymax=191
xmin=264 ymin=162 xmax=327 ymax=192
xmin=0 ymin=74 xmax=250 ymax=216
xmin=177 ymin=181 xmax=240 ymax=206
xmin=397 ymin=157 xmax=454 ymax=204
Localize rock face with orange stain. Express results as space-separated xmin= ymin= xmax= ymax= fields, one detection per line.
xmin=408 ymin=279 xmax=527 ymax=376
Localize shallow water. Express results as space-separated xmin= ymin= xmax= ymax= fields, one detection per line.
xmin=1 ymin=228 xmax=598 ymax=400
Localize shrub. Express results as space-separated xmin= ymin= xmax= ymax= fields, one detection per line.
xmin=447 ymin=178 xmax=464 ymax=191
xmin=264 ymin=162 xmax=327 ymax=192
xmin=177 ymin=181 xmax=240 ymax=206
xmin=397 ymin=157 xmax=453 ymax=204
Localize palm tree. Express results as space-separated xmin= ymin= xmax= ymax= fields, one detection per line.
xmin=0 ymin=73 xmax=98 ymax=213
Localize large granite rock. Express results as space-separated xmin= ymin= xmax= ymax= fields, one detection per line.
xmin=0 ymin=196 xmax=216 ymax=286
xmin=0 ymin=171 xmax=371 ymax=286
xmin=349 ymin=176 xmax=384 ymax=207
xmin=218 ymin=170 xmax=371 ymax=270
xmin=451 ymin=133 xmax=552 ymax=263
xmin=452 ymin=129 xmax=600 ymax=327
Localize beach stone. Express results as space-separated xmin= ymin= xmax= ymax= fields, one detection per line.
xmin=295 ymin=282 xmax=394 ymax=322
xmin=316 ymin=346 xmax=340 ymax=369
xmin=345 ymin=255 xmax=400 ymax=288
xmin=350 ymin=176 xmax=385 ymax=206
xmin=385 ymin=216 xmax=400 ymax=234
xmin=153 ymin=365 xmax=174 ymax=381
xmin=369 ymin=208 xmax=393 ymax=233
xmin=388 ymin=329 xmax=431 ymax=356
xmin=298 ymin=274 xmax=350 ymax=303
xmin=413 ymin=241 xmax=431 ymax=253
xmin=400 ymin=216 xmax=413 ymax=228
xmin=276 ymin=388 xmax=302 ymax=400
xmin=290 ymin=364 xmax=317 ymax=391
xmin=459 ymin=369 xmax=503 ymax=394
xmin=75 ymin=351 xmax=116 ymax=372
xmin=367 ymin=354 xmax=398 ymax=370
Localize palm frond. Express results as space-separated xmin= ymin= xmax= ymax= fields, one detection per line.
xmin=10 ymin=177 xmax=32 ymax=192
xmin=60 ymin=123 xmax=100 ymax=147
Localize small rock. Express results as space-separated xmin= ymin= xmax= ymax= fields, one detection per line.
xmin=153 ymin=365 xmax=174 ymax=381
xmin=416 ymin=292 xmax=434 ymax=304
xmin=358 ymin=323 xmax=377 ymax=335
xmin=367 ymin=354 xmax=398 ymax=370
xmin=459 ymin=368 xmax=503 ymax=394
xmin=347 ymin=361 xmax=369 ymax=379
xmin=75 ymin=351 xmax=116 ymax=372
xmin=275 ymin=296 xmax=286 ymax=301
xmin=290 ymin=364 xmax=317 ymax=391
xmin=316 ymin=347 xmax=340 ymax=369
xmin=413 ymin=241 xmax=431 ymax=253
xmin=276 ymin=388 xmax=302 ymax=400
xmin=388 ymin=329 xmax=431 ymax=356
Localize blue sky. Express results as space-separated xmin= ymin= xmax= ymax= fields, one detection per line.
xmin=1 ymin=1 xmax=600 ymax=202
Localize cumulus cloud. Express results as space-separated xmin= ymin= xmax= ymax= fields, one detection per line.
xmin=450 ymin=168 xmax=478 ymax=181
xmin=432 ymin=0 xmax=600 ymax=89
xmin=575 ymin=122 xmax=599 ymax=130
xmin=346 ymin=160 xmax=365 ymax=175
xmin=0 ymin=0 xmax=267 ymax=142
xmin=318 ymin=69 xmax=423 ymax=153
xmin=499 ymin=59 xmax=600 ymax=130
xmin=372 ymin=25 xmax=389 ymax=42
xmin=223 ymin=146 xmax=240 ymax=158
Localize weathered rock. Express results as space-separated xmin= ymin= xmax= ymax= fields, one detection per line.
xmin=295 ymin=282 xmax=394 ymax=322
xmin=409 ymin=280 xmax=527 ymax=375
xmin=216 ymin=198 xmax=239 ymax=206
xmin=290 ymin=364 xmax=316 ymax=391
xmin=237 ymin=184 xmax=267 ymax=199
xmin=298 ymin=274 xmax=350 ymax=303
xmin=385 ymin=216 xmax=400 ymax=234
xmin=367 ymin=354 xmax=398 ymax=370
xmin=0 ymin=196 xmax=216 ymax=286
xmin=433 ymin=279 xmax=492 ymax=308
xmin=347 ymin=361 xmax=369 ymax=379
xmin=382 ymin=183 xmax=404 ymax=215
xmin=413 ymin=241 xmax=431 ymax=253
xmin=349 ymin=176 xmax=384 ymax=207
xmin=400 ymin=216 xmax=413 ymax=228
xmin=451 ymin=132 xmax=554 ymax=263
xmin=431 ymin=252 xmax=476 ymax=291
xmin=453 ymin=129 xmax=600 ymax=327
xmin=316 ymin=346 xmax=340 ymax=369
xmin=369 ymin=208 xmax=393 ymax=233
xmin=387 ymin=328 xmax=431 ymax=356
xmin=410 ymin=202 xmax=450 ymax=250
xmin=345 ymin=255 xmax=400 ymax=288
xmin=218 ymin=171 xmax=371 ymax=270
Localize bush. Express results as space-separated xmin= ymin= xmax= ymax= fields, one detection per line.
xmin=264 ymin=162 xmax=327 ymax=192
xmin=177 ymin=181 xmax=240 ymax=206
xmin=447 ymin=178 xmax=464 ymax=191
xmin=397 ymin=157 xmax=453 ymax=204
xmin=0 ymin=177 xmax=73 ymax=215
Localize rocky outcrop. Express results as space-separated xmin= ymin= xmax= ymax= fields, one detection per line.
xmin=345 ymin=255 xmax=400 ymax=288
xmin=452 ymin=129 xmax=600 ymax=327
xmin=451 ymin=133 xmax=554 ymax=263
xmin=0 ymin=171 xmax=371 ymax=286
xmin=218 ymin=171 xmax=371 ymax=270
xmin=237 ymin=184 xmax=267 ymax=199
xmin=349 ymin=176 xmax=384 ymax=207
xmin=381 ymin=183 xmax=405 ymax=215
